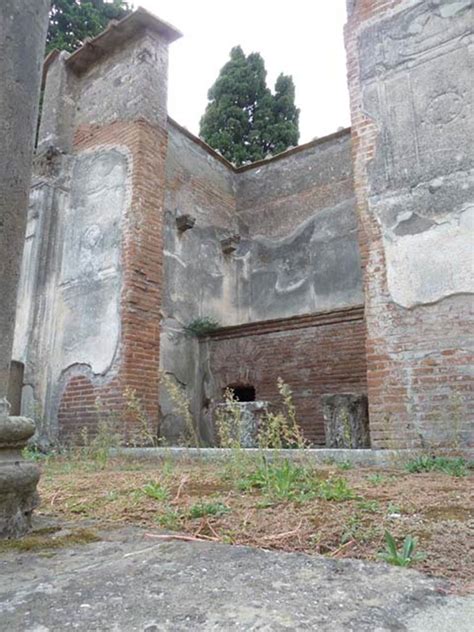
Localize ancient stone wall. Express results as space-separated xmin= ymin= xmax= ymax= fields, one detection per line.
xmin=13 ymin=11 xmax=181 ymax=444
xmin=160 ymin=121 xmax=237 ymax=441
xmin=345 ymin=0 xmax=473 ymax=448
xmin=200 ymin=308 xmax=367 ymax=445
xmin=235 ymin=131 xmax=363 ymax=322
xmin=14 ymin=3 xmax=472 ymax=448
xmin=160 ymin=127 xmax=365 ymax=443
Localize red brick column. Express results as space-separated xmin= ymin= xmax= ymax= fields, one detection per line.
xmin=344 ymin=0 xmax=473 ymax=448
xmin=58 ymin=120 xmax=166 ymax=442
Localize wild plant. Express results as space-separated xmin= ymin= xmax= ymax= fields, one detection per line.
xmin=123 ymin=386 xmax=158 ymax=447
xmin=258 ymin=378 xmax=307 ymax=450
xmin=214 ymin=387 xmax=243 ymax=449
xmin=184 ymin=317 xmax=220 ymax=337
xmin=318 ymin=477 xmax=357 ymax=502
xmin=160 ymin=372 xmax=201 ymax=448
xmin=142 ymin=482 xmax=170 ymax=502
xmin=187 ymin=501 xmax=230 ymax=519
xmin=405 ymin=455 xmax=468 ymax=477
xmin=239 ymin=458 xmax=318 ymax=502
xmin=378 ymin=530 xmax=425 ymax=567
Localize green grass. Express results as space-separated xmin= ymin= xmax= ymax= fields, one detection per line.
xmin=187 ymin=501 xmax=230 ymax=519
xmin=239 ymin=459 xmax=319 ymax=502
xmin=142 ymin=482 xmax=170 ymax=501
xmin=156 ymin=509 xmax=183 ymax=530
xmin=405 ymin=455 xmax=469 ymax=477
xmin=318 ymin=477 xmax=357 ymax=502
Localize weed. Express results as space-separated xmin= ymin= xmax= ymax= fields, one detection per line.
xmin=123 ymin=386 xmax=158 ymax=447
xmin=378 ymin=530 xmax=425 ymax=567
xmin=184 ymin=317 xmax=220 ymax=337
xmin=75 ymin=399 xmax=122 ymax=468
xmin=366 ymin=473 xmax=386 ymax=486
xmin=188 ymin=501 xmax=230 ymax=519
xmin=387 ymin=503 xmax=402 ymax=515
xmin=318 ymin=477 xmax=357 ymax=502
xmin=105 ymin=491 xmax=119 ymax=502
xmin=160 ymin=372 xmax=200 ymax=448
xmin=156 ymin=509 xmax=183 ymax=530
xmin=258 ymin=378 xmax=307 ymax=450
xmin=405 ymin=455 xmax=468 ymax=477
xmin=357 ymin=499 xmax=380 ymax=513
xmin=21 ymin=446 xmax=50 ymax=462
xmin=142 ymin=482 xmax=170 ymax=502
xmin=240 ymin=458 xmax=318 ymax=502
xmin=215 ymin=388 xmax=243 ymax=449
xmin=337 ymin=460 xmax=353 ymax=471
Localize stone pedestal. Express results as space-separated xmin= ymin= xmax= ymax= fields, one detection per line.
xmin=215 ymin=401 xmax=268 ymax=448
xmin=0 ymin=401 xmax=40 ymax=538
xmin=322 ymin=393 xmax=370 ymax=449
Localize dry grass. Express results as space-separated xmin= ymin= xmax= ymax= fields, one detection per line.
xmin=36 ymin=455 xmax=474 ymax=592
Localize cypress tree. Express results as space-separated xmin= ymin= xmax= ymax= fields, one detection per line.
xmin=200 ymin=48 xmax=299 ymax=165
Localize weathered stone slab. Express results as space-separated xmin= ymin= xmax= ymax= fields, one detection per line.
xmin=322 ymin=393 xmax=370 ymax=449
xmin=1 ymin=522 xmax=471 ymax=631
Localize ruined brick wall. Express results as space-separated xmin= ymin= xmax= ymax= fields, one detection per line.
xmin=58 ymin=119 xmax=167 ymax=443
xmin=160 ymin=121 xmax=237 ymax=442
xmin=13 ymin=13 xmax=181 ymax=444
xmin=195 ymin=132 xmax=366 ymax=444
xmin=201 ymin=307 xmax=367 ymax=445
xmin=345 ymin=0 xmax=473 ymax=448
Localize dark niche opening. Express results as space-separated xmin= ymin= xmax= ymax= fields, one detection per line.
xmin=226 ymin=384 xmax=256 ymax=402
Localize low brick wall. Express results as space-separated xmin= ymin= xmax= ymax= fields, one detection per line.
xmin=202 ymin=306 xmax=367 ymax=445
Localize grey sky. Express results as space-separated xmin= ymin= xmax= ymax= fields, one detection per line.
xmin=140 ymin=0 xmax=350 ymax=143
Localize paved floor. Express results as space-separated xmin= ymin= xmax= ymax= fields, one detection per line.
xmin=0 ymin=523 xmax=472 ymax=631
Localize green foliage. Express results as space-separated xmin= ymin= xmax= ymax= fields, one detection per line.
xmin=337 ymin=460 xmax=353 ymax=471
xmin=187 ymin=501 xmax=230 ymax=519
xmin=378 ymin=530 xmax=425 ymax=567
xmin=318 ymin=477 xmax=357 ymax=502
xmin=123 ymin=386 xmax=159 ymax=447
xmin=142 ymin=482 xmax=170 ymax=502
xmin=215 ymin=387 xmax=244 ymax=450
xmin=341 ymin=513 xmax=379 ymax=544
xmin=47 ymin=0 xmax=132 ymax=54
xmin=22 ymin=446 xmax=51 ymax=462
xmin=200 ymin=46 xmax=299 ymax=165
xmin=257 ymin=378 xmax=307 ymax=450
xmin=239 ymin=458 xmax=318 ymax=502
xmin=405 ymin=455 xmax=469 ymax=477
xmin=80 ymin=404 xmax=122 ymax=468
xmin=366 ymin=473 xmax=387 ymax=486
xmin=160 ymin=373 xmax=201 ymax=448
xmin=357 ymin=499 xmax=380 ymax=513
xmin=184 ymin=318 xmax=220 ymax=337
xmin=156 ymin=509 xmax=182 ymax=530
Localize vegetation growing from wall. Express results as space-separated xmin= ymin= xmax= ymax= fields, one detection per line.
xmin=47 ymin=0 xmax=132 ymax=53
xmin=200 ymin=46 xmax=299 ymax=165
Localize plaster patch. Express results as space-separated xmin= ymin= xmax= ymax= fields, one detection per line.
xmin=384 ymin=206 xmax=474 ymax=308
xmin=59 ymin=148 xmax=128 ymax=374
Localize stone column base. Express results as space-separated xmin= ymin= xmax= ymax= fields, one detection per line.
xmin=0 ymin=402 xmax=40 ymax=538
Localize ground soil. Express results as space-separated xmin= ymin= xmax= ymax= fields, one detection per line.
xmin=36 ymin=455 xmax=474 ymax=592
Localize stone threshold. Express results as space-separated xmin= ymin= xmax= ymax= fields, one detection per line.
xmin=110 ymin=447 xmax=474 ymax=468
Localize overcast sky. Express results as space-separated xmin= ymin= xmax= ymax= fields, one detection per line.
xmin=139 ymin=0 xmax=350 ymax=143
